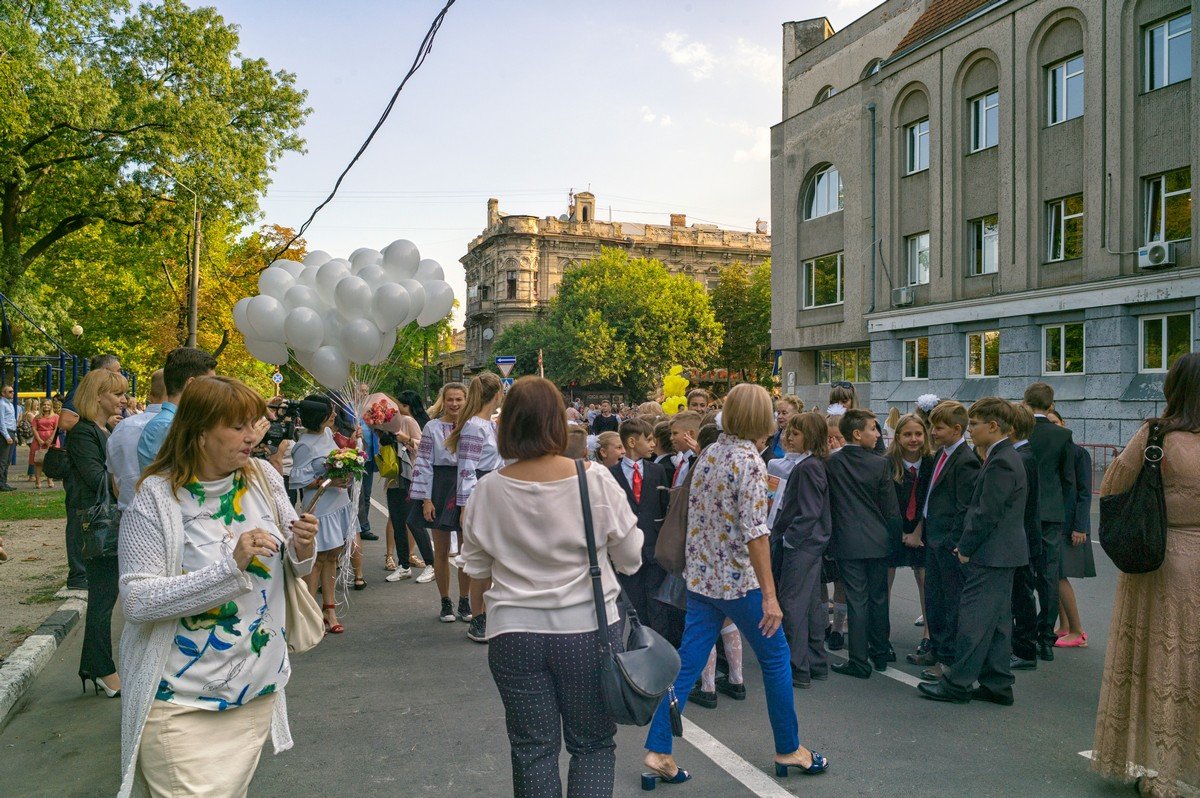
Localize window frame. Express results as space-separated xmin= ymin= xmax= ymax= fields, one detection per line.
xmin=818 ymin=347 xmax=871 ymax=384
xmin=969 ymin=90 xmax=999 ymax=152
xmin=965 ymin=330 xmax=1000 ymax=378
xmin=969 ymin=215 xmax=1000 ymax=276
xmin=802 ymin=252 xmax=844 ymax=309
xmin=803 ymin=166 xmax=844 ymax=220
xmin=506 ymin=270 xmax=518 ymax=300
xmin=1144 ymin=168 xmax=1193 ymax=244
xmin=1042 ymin=322 xmax=1086 ymax=375
xmin=905 ymin=231 xmax=930 ymax=286
xmin=1047 ymin=55 xmax=1084 ymax=125
xmin=902 ymin=336 xmax=929 ymax=380
xmin=905 ymin=118 xmax=930 ymax=174
xmin=1046 ymin=194 xmax=1085 ymax=262
xmin=1145 ymin=12 xmax=1192 ymax=92
xmin=1139 ymin=312 xmax=1194 ymax=372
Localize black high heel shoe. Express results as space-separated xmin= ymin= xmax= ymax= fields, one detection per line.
xmin=774 ymin=751 xmax=828 ymax=777
xmin=79 ymin=672 xmax=121 ymax=698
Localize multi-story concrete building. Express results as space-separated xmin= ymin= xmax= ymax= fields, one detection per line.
xmin=461 ymin=192 xmax=770 ymax=372
xmin=771 ymin=0 xmax=1195 ymax=445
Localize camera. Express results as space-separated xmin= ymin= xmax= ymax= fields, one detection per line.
xmin=257 ymin=399 xmax=299 ymax=456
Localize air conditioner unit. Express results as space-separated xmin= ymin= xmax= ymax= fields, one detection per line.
xmin=1138 ymin=242 xmax=1176 ymax=269
xmin=892 ymin=286 xmax=916 ymax=307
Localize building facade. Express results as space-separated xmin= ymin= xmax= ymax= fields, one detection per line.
xmin=461 ymin=192 xmax=770 ymax=372
xmin=771 ymin=0 xmax=1196 ymax=445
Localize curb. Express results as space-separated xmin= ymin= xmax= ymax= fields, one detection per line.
xmin=0 ymin=589 xmax=87 ymax=731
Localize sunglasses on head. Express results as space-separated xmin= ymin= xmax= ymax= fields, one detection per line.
xmin=831 ymin=381 xmax=853 ymax=389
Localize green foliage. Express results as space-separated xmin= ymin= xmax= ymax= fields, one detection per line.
xmin=709 ymin=259 xmax=773 ymax=385
xmin=493 ymin=249 xmax=722 ymax=398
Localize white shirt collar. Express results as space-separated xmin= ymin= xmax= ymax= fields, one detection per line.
xmin=942 ymin=436 xmax=966 ymax=457
xmin=1013 ymin=439 xmax=1029 ymax=449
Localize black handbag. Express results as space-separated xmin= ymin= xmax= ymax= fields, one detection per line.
xmin=1098 ymin=422 xmax=1167 ymax=574
xmin=576 ymin=460 xmax=682 ymax=729
xmin=81 ymin=478 xmax=121 ymax=560
xmin=42 ymin=445 xmax=69 ymax=480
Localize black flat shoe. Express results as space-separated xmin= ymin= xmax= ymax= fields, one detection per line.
xmin=970 ymin=686 xmax=1014 ymax=706
xmin=1010 ymin=655 xmax=1037 ymax=671
xmin=872 ymin=658 xmax=888 ymax=672
xmin=792 ymin=675 xmax=812 ymax=689
xmin=886 ymin=645 xmax=897 ymax=663
xmin=359 ymin=531 xmax=379 ymax=541
xmin=1037 ymin=644 xmax=1055 ymax=662
xmin=715 ymin=675 xmax=745 ymax=700
xmin=831 ymin=661 xmax=871 ymax=679
xmin=919 ymin=668 xmax=941 ymax=682
xmin=811 ymin=670 xmax=829 ymax=681
xmin=688 ymin=687 xmax=717 ymax=709
xmin=917 ymin=682 xmax=969 ymax=704
xmin=826 ymin=631 xmax=845 ymax=651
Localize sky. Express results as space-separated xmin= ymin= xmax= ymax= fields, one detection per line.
xmin=204 ymin=0 xmax=883 ymax=327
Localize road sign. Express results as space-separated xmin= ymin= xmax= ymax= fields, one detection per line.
xmin=495 ymin=355 xmax=516 ymax=377
xmin=272 ymin=371 xmax=284 ymax=385
xmin=500 ymin=377 xmax=514 ymax=393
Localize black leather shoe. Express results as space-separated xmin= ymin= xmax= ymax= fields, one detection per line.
xmin=811 ymin=670 xmax=829 ymax=681
xmin=826 ymin=631 xmax=845 ymax=651
xmin=970 ymin=686 xmax=1014 ymax=706
xmin=359 ymin=531 xmax=379 ymax=541
xmin=918 ymin=682 xmax=969 ymax=704
xmin=793 ymin=675 xmax=812 ymax=689
xmin=1037 ymin=644 xmax=1055 ymax=662
xmin=872 ymin=658 xmax=888 ymax=672
xmin=715 ymin=675 xmax=745 ymax=700
xmin=1010 ymin=654 xmax=1037 ymax=671
xmin=688 ymin=687 xmax=717 ymax=709
xmin=885 ymin=645 xmax=897 ymax=663
xmin=919 ymin=668 xmax=941 ymax=682
xmin=915 ymin=638 xmax=932 ymax=655
xmin=831 ymin=661 xmax=871 ymax=679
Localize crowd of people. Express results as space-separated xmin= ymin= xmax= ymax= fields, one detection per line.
xmin=6 ymin=347 xmax=1196 ymax=797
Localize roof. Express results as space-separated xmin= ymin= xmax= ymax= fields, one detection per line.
xmin=892 ymin=0 xmax=993 ymax=54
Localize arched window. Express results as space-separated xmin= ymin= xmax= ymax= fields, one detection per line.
xmin=803 ymin=165 xmax=843 ymax=220
xmin=862 ymin=59 xmax=883 ymax=79
xmin=814 ymin=85 xmax=836 ymax=105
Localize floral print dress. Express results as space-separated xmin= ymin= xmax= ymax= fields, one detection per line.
xmin=157 ymin=471 xmax=290 ymax=711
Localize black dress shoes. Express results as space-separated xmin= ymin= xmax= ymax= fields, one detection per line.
xmin=715 ymin=675 xmax=746 ymax=700
xmin=831 ymin=661 xmax=871 ymax=679
xmin=1037 ymin=644 xmax=1055 ymax=662
xmin=886 ymin=645 xmax=897 ymax=663
xmin=871 ymin=658 xmax=888 ymax=672
xmin=792 ymin=673 xmax=812 ymax=689
xmin=826 ymin=631 xmax=845 ymax=651
xmin=359 ymin=531 xmax=380 ymax=541
xmin=970 ymin=686 xmax=1014 ymax=706
xmin=1010 ymin=654 xmax=1037 ymax=671
xmin=917 ymin=682 xmax=969 ymax=704
xmin=919 ymin=668 xmax=941 ymax=682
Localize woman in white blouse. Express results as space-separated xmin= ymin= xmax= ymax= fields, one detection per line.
xmin=446 ymin=371 xmax=503 ymax=643
xmin=118 ymin=376 xmax=317 ymax=798
xmin=461 ymin=377 xmax=642 ymax=798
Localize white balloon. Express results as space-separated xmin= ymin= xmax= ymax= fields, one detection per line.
xmin=272 ymin=259 xmax=306 ymax=280
xmin=341 ymin=318 xmax=383 ymax=363
xmin=349 ymin=248 xmax=383 ymax=272
xmin=382 ymin=239 xmax=420 ymax=279
xmin=396 ymin=279 xmax=426 ymax=325
xmin=316 ymin=259 xmax=351 ymax=295
xmin=309 ymin=345 xmax=349 ymax=389
xmin=356 ymin=264 xmax=386 ymax=289
xmin=283 ymin=285 xmax=321 ymax=313
xmin=297 ymin=265 xmax=319 ymax=288
xmin=370 ymin=282 xmax=412 ymax=330
xmin=414 ymin=258 xmax=444 ymax=282
xmin=303 ymin=250 xmax=332 ymax=268
xmin=322 ymin=313 xmax=344 ymax=348
xmin=417 ymin=280 xmax=454 ymax=327
xmin=258 ymin=267 xmax=295 ymax=301
xmin=232 ymin=297 xmax=252 ymax=333
xmin=294 ymin=348 xmax=315 ymax=372
xmin=243 ymin=337 xmax=289 ymax=366
xmin=284 ymin=307 xmax=325 ymax=352
xmin=370 ymin=326 xmax=397 ymax=365
xmin=247 ymin=295 xmax=287 ymax=343
xmin=334 ymin=275 xmax=372 ymax=316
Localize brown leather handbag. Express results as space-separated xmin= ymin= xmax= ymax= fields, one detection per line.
xmin=653 ymin=468 xmax=695 ymax=575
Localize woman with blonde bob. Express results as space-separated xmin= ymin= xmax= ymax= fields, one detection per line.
xmin=117 ymin=376 xmax=319 ymax=798
xmin=642 ymin=383 xmax=828 ymax=788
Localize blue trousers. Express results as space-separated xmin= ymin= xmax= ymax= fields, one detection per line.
xmin=645 ymin=589 xmax=799 ymax=755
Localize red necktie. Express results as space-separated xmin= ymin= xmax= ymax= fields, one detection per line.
xmin=673 ymin=455 xmax=686 ymax=486
xmin=905 ymin=466 xmax=919 ymax=522
xmin=632 ymin=462 xmax=642 ymax=503
xmin=930 ymin=449 xmax=949 ymax=487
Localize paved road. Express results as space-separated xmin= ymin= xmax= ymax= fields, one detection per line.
xmin=1 ymin=496 xmax=1132 ymax=797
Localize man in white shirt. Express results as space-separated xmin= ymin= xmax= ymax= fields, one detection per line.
xmin=107 ymin=370 xmax=165 ymax=511
xmin=0 ymin=385 xmax=17 ymax=491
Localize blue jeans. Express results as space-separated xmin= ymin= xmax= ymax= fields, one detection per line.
xmin=645 ymin=589 xmax=799 ymax=756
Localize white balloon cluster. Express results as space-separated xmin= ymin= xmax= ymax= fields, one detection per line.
xmin=234 ymin=239 xmax=455 ymax=389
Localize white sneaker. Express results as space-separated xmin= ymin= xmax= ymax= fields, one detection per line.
xmin=386 ymin=566 xmax=413 ymax=582
xmin=415 ymin=565 xmax=435 ymax=584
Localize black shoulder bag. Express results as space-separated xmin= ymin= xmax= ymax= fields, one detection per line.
xmin=1098 ymin=422 xmax=1167 ymax=574
xmin=576 ymin=460 xmax=682 ymax=731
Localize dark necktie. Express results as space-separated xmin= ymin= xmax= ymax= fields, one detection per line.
xmin=673 ymin=455 xmax=688 ymax=486
xmin=632 ymin=462 xmax=642 ymax=503
xmin=905 ymin=465 xmax=919 ymax=522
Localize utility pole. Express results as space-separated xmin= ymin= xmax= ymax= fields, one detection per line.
xmin=422 ymin=337 xmax=430 ymax=403
xmin=157 ymin=166 xmax=200 ymax=347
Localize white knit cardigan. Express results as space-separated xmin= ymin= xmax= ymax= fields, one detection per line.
xmin=116 ymin=460 xmax=314 ymax=798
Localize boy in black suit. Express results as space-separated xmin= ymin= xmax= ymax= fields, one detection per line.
xmin=1023 ymin=382 xmax=1075 ymax=661
xmin=1008 ymin=403 xmax=1042 ymax=670
xmin=826 ymin=409 xmax=902 ymax=678
xmin=609 ymin=418 xmax=673 ymax=640
xmin=919 ymin=397 xmax=1028 ymax=705
xmin=911 ymin=401 xmax=981 ymax=679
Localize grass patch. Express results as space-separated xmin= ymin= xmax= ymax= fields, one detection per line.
xmin=20 ymin=581 xmax=65 ymax=605
xmin=8 ymin=625 xmax=35 ymax=637
xmin=0 ymin=490 xmax=67 ymax=521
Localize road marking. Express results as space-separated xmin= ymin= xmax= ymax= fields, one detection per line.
xmin=680 ymin=717 xmax=798 ymax=798
xmin=825 ymin=651 xmax=925 ymax=688
xmin=370 ymin=497 xmax=388 ymax=515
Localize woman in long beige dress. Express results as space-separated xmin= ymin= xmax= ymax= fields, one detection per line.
xmin=1093 ymin=353 xmax=1200 ymax=798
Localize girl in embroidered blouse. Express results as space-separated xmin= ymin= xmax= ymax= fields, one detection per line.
xmin=642 ymin=383 xmax=828 ymax=788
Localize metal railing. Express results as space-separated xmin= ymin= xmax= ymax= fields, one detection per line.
xmin=1078 ymin=443 xmax=1121 ymax=495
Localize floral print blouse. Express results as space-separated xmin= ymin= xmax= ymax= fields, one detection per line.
xmin=684 ymin=434 xmax=772 ymax=600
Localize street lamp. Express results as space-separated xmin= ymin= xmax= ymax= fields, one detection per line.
xmin=155 ymin=166 xmax=202 ymax=348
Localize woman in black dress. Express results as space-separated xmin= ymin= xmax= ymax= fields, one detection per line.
xmin=885 ymin=413 xmax=934 ymax=661
xmin=1047 ymin=410 xmax=1095 ymax=649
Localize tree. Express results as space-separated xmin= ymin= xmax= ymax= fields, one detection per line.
xmin=493 ymin=248 xmax=722 ymax=398
xmin=0 ymin=0 xmax=309 ymax=295
xmin=709 ymin=259 xmax=773 ymax=385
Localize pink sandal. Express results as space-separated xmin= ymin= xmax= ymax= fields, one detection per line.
xmin=1054 ymin=632 xmax=1087 ymax=648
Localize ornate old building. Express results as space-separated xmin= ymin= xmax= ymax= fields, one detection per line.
xmin=461 ymin=191 xmax=770 ymax=372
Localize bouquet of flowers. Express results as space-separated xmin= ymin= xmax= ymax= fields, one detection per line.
xmin=325 ymin=447 xmax=367 ymax=481
xmin=361 ymin=392 xmax=404 ymax=433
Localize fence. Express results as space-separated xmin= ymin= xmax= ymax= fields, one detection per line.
xmin=1079 ymin=443 xmax=1121 ymax=495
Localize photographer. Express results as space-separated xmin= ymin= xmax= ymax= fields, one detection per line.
xmin=259 ymin=397 xmax=300 ymax=504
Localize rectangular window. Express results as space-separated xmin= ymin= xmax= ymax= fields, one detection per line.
xmin=906 ymin=119 xmax=930 ymax=174
xmin=966 ymin=330 xmax=1000 ymax=377
xmin=479 ymin=284 xmax=490 ymax=301
xmin=1048 ymin=56 xmax=1084 ymax=124
xmin=906 ymin=232 xmax=930 ymax=286
xmin=803 ymin=253 xmax=844 ymax=308
xmin=1140 ymin=313 xmax=1193 ymax=372
xmin=818 ymin=347 xmax=871 ymax=384
xmin=506 ymin=270 xmax=518 ymax=300
xmin=1047 ymin=195 xmax=1085 ymax=261
xmin=1043 ymin=323 xmax=1085 ymax=375
xmin=970 ymin=91 xmax=999 ymax=152
xmin=903 ymin=337 xmax=929 ymax=380
xmin=970 ymin=215 xmax=999 ymax=275
xmin=1145 ymin=168 xmax=1192 ymax=243
xmin=1146 ymin=13 xmax=1192 ymax=91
